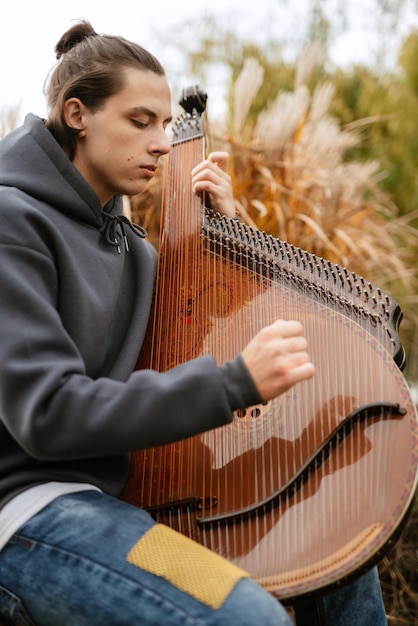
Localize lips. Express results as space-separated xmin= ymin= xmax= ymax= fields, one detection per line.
xmin=140 ymin=164 xmax=157 ymax=178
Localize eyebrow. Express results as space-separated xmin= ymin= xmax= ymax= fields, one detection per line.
xmin=129 ymin=106 xmax=172 ymax=125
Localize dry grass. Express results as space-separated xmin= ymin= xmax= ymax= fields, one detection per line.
xmin=379 ymin=502 xmax=418 ymax=624
xmin=0 ymin=105 xmax=20 ymax=139
xmin=219 ymin=56 xmax=417 ymax=302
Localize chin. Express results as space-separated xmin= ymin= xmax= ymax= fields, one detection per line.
xmin=128 ymin=180 xmax=150 ymax=197
xmin=120 ymin=187 xmax=145 ymax=199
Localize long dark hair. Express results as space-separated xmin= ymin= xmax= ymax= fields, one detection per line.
xmin=45 ymin=20 xmax=165 ymax=160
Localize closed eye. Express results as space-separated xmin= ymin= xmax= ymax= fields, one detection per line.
xmin=131 ymin=119 xmax=149 ymax=129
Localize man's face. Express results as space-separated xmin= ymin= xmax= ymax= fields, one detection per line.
xmin=71 ymin=67 xmax=172 ymax=205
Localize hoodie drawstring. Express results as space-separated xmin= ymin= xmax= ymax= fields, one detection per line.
xmin=99 ymin=211 xmax=148 ymax=253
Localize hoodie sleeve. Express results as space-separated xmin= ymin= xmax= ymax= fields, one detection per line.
xmin=0 ymin=214 xmax=261 ymax=462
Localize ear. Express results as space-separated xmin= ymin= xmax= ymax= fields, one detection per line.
xmin=63 ymin=98 xmax=88 ymax=136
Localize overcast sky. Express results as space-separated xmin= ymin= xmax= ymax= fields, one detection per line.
xmin=1 ymin=0 xmax=418 ymax=123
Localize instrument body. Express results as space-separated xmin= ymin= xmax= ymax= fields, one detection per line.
xmin=122 ymin=92 xmax=418 ymax=600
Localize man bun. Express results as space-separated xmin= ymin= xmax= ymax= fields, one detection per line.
xmin=55 ymin=20 xmax=97 ymax=60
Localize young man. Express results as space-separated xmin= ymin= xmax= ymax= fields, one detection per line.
xmin=0 ymin=19 xmax=312 ymax=626
xmin=0 ymin=19 xmax=386 ymax=626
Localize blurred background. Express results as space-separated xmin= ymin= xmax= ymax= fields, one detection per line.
xmin=1 ymin=1 xmax=418 ymax=622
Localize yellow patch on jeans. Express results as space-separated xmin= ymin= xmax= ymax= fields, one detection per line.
xmin=126 ymin=524 xmax=250 ymax=609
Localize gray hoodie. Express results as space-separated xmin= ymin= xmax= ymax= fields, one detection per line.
xmin=0 ymin=114 xmax=260 ymax=508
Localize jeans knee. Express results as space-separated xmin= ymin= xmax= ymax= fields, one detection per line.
xmin=222 ymin=579 xmax=292 ymax=626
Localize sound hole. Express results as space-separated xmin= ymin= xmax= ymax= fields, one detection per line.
xmin=236 ymin=402 xmax=268 ymax=419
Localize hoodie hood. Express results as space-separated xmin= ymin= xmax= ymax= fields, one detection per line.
xmin=0 ymin=114 xmax=146 ymax=249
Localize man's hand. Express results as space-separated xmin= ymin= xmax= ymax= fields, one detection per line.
xmin=241 ymin=320 xmax=315 ymax=402
xmin=191 ymin=151 xmax=236 ymax=218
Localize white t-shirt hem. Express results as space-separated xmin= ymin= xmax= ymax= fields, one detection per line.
xmin=0 ymin=482 xmax=101 ymax=551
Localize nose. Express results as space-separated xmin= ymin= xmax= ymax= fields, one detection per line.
xmin=149 ymin=129 xmax=171 ymax=156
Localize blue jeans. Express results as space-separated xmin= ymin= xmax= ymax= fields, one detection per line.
xmin=293 ymin=567 xmax=387 ymax=626
xmin=0 ymin=491 xmax=292 ymax=626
